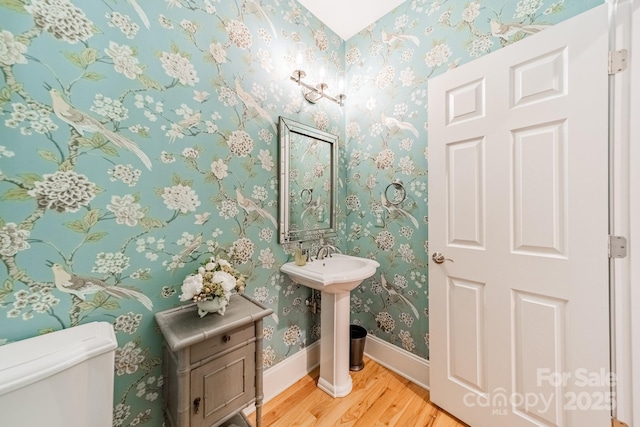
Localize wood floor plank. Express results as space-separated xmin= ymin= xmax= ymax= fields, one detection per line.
xmin=247 ymin=357 xmax=468 ymax=427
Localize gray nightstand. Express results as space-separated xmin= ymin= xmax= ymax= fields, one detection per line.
xmin=155 ymin=294 xmax=273 ymax=427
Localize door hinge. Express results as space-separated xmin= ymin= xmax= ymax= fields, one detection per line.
xmin=612 ymin=417 xmax=629 ymax=427
xmin=608 ymin=49 xmax=628 ymax=75
xmin=608 ymin=235 xmax=628 ymax=259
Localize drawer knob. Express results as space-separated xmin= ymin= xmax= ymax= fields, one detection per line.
xmin=223 ymin=335 xmax=231 ymax=343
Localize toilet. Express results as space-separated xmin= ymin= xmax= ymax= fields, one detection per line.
xmin=0 ymin=321 xmax=117 ymax=427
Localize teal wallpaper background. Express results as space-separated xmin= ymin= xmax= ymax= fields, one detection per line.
xmin=0 ymin=0 xmax=600 ymax=426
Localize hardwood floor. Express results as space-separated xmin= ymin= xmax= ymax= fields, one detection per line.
xmin=247 ymin=357 xmax=468 ymax=427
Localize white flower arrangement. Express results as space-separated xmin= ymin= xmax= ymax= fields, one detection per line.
xmin=179 ymin=255 xmax=246 ymax=304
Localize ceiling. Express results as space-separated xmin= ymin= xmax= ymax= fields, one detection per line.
xmin=297 ymin=0 xmax=407 ymax=40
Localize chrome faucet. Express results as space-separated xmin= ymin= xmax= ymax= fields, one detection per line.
xmin=316 ymin=244 xmax=341 ymax=260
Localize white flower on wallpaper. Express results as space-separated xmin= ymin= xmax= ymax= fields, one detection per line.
xmin=161 ymin=184 xmax=201 ymax=213
xmin=211 ymin=158 xmax=228 ymax=178
xmin=229 ymin=237 xmax=255 ymax=264
xmin=29 ymin=170 xmax=97 ymax=212
xmin=0 ymin=30 xmax=28 ymax=66
xmin=159 ymin=51 xmax=199 ymax=86
xmin=4 ymin=103 xmax=57 ymax=135
xmin=462 ymin=2 xmax=481 ymax=23
xmin=226 ymin=19 xmax=252 ymax=49
xmin=113 ymin=403 xmax=131 ymax=427
xmin=91 ymin=94 xmax=129 ymax=121
xmin=25 ymin=0 xmax=95 ymax=44
xmin=93 ymin=252 xmax=131 ymax=275
xmin=106 ymin=12 xmax=140 ymax=39
xmin=227 ymin=129 xmax=254 ymax=157
xmin=105 ymin=42 xmax=143 ymax=79
xmin=115 ymin=341 xmax=146 ymax=376
xmin=514 ymin=0 xmax=544 ymax=18
xmin=107 ymin=195 xmax=145 ymax=227
xmin=108 ymin=164 xmax=142 ymax=186
xmin=114 ymin=312 xmax=143 ymax=334
xmin=282 ymin=324 xmax=301 ymax=346
xmin=425 ymin=42 xmax=451 ymax=67
xmin=0 ymin=223 xmax=30 ymax=256
xmin=375 ymin=311 xmax=395 ymax=333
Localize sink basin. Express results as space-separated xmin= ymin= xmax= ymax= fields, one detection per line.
xmin=281 ymin=254 xmax=380 ymax=294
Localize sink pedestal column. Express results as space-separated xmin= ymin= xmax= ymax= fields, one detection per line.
xmin=317 ymin=291 xmax=353 ymax=398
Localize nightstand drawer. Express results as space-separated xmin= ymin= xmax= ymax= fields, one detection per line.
xmin=190 ymin=323 xmax=255 ymax=363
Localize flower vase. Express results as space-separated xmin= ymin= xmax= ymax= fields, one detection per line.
xmin=196 ymin=297 xmax=229 ymax=317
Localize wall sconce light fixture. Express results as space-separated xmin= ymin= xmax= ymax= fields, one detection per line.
xmin=291 ymin=43 xmax=346 ymax=106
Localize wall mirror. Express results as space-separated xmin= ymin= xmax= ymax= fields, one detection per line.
xmin=278 ymin=116 xmax=337 ymax=243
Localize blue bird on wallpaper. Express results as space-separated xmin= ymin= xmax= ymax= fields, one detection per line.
xmin=235 ymin=79 xmax=277 ymax=132
xmin=381 ymin=192 xmax=419 ymax=229
xmin=236 ymin=187 xmax=277 ymax=227
xmin=48 ymin=261 xmax=153 ymax=310
xmin=381 ymin=274 xmax=419 ymax=320
xmin=381 ymin=112 xmax=419 ymax=138
xmin=48 ymin=88 xmax=153 ymax=170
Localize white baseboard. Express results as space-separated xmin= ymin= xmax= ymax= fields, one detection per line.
xmin=244 ymin=335 xmax=429 ymax=417
xmin=363 ymin=334 xmax=430 ymax=390
xmin=262 ymin=340 xmax=321 ymax=403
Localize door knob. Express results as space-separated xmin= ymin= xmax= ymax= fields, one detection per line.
xmin=432 ymin=252 xmax=454 ymax=264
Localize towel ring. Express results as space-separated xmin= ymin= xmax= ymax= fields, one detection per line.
xmin=300 ymin=188 xmax=313 ymax=205
xmin=384 ymin=179 xmax=406 ymax=206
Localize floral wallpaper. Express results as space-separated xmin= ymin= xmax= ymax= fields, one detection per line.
xmin=0 ymin=0 xmax=344 ymax=425
xmin=344 ymin=0 xmax=601 ymax=360
xmin=0 ymin=0 xmax=603 ymax=425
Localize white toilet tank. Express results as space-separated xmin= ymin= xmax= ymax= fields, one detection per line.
xmin=0 ymin=321 xmax=117 ymax=427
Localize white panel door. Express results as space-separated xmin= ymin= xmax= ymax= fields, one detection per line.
xmin=428 ymin=5 xmax=610 ymax=427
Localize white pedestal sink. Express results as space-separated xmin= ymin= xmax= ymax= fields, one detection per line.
xmin=280 ymin=254 xmax=379 ymax=398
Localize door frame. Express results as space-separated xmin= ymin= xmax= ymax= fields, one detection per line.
xmin=609 ymin=0 xmax=639 ymax=425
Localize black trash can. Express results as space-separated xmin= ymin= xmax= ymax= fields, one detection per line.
xmin=349 ymin=325 xmax=367 ymax=371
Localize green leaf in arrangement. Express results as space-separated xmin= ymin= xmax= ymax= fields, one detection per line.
xmin=1 ymin=187 xmax=31 ymax=201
